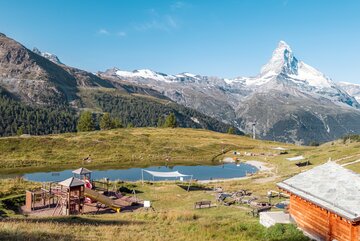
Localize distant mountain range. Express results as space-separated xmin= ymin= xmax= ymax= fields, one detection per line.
xmin=1 ymin=32 xmax=360 ymax=144
xmin=0 ymin=33 xmax=235 ymax=137
xmin=98 ymin=41 xmax=360 ymax=144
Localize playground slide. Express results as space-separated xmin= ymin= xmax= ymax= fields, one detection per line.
xmin=84 ymin=188 xmax=121 ymax=213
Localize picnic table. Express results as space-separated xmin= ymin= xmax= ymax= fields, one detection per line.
xmin=194 ymin=201 xmax=212 ymax=209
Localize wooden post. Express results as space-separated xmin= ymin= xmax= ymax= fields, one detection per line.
xmin=67 ymin=188 xmax=70 ymax=215
xmin=187 ymin=175 xmax=193 ymax=192
xmin=141 ymin=170 xmax=144 ymax=185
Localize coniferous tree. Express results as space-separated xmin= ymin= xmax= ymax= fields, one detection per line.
xmin=112 ymin=118 xmax=123 ymax=128
xmin=164 ymin=113 xmax=176 ymax=128
xmin=77 ymin=111 xmax=95 ymax=132
xmin=157 ymin=116 xmax=164 ymax=127
xmin=100 ymin=113 xmax=113 ymax=130
xmin=227 ymin=127 xmax=235 ymax=134
xmin=16 ymin=125 xmax=24 ymax=136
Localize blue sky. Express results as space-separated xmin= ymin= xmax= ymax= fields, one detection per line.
xmin=1 ymin=0 xmax=360 ymax=83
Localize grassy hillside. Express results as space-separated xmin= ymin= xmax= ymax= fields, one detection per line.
xmin=0 ymin=128 xmax=287 ymax=173
xmin=1 ymin=127 xmax=360 ymax=175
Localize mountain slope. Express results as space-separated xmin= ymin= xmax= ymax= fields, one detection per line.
xmin=0 ymin=33 xmax=236 ymax=137
xmin=338 ymin=82 xmax=360 ymax=102
xmin=0 ymin=33 xmax=78 ymax=105
xmin=101 ymin=41 xmax=360 ymax=144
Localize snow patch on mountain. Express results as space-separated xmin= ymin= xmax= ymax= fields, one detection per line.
xmin=32 ymin=47 xmax=63 ymax=65
xmin=191 ymin=117 xmax=200 ymax=124
xmin=114 ymin=69 xmax=176 ymax=82
xmin=289 ymin=61 xmax=334 ymax=89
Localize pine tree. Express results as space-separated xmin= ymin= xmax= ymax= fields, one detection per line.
xmin=77 ymin=111 xmax=95 ymax=132
xmin=157 ymin=116 xmax=164 ymax=127
xmin=227 ymin=127 xmax=235 ymax=134
xmin=100 ymin=113 xmax=113 ymax=130
xmin=164 ymin=113 xmax=176 ymax=128
xmin=16 ymin=125 xmax=24 ymax=136
xmin=112 ymin=118 xmax=123 ymax=128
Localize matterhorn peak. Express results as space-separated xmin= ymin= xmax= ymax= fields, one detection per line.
xmin=277 ymin=40 xmax=292 ymax=51
xmin=260 ymin=40 xmax=298 ymax=77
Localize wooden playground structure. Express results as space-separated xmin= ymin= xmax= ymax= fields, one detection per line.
xmin=25 ymin=177 xmax=85 ymax=215
xmin=23 ymin=167 xmax=142 ymax=216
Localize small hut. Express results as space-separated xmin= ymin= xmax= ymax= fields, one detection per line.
xmin=57 ymin=177 xmax=85 ymax=215
xmin=277 ymin=162 xmax=360 ymax=241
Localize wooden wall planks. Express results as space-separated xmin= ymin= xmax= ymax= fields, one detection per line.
xmin=288 ymin=194 xmax=359 ymax=241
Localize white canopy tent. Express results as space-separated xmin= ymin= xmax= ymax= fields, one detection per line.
xmin=141 ymin=170 xmax=193 ymax=191
xmin=286 ymin=155 xmax=305 ymax=161
xmin=272 ymin=147 xmax=287 ymax=151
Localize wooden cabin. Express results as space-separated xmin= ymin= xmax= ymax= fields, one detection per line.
xmin=277 ymin=162 xmax=360 ymax=241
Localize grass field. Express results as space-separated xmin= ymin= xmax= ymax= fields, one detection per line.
xmin=1 ymin=128 xmax=360 ymax=240
xmin=0 ymin=180 xmax=307 ymax=241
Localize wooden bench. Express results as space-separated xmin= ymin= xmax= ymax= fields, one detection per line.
xmin=194 ymin=201 xmax=211 ymax=209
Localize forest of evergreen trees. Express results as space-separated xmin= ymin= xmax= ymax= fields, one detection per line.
xmin=0 ymin=89 xmax=77 ymax=136
xmin=0 ymin=88 xmax=241 ymax=137
xmin=92 ymin=92 xmax=240 ymax=134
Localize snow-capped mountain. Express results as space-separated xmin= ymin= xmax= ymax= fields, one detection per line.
xmin=99 ymin=41 xmax=360 ymax=144
xmin=236 ymin=41 xmax=358 ymax=108
xmin=33 ymin=47 xmax=63 ymax=65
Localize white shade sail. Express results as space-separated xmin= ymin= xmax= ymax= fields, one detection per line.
xmin=143 ymin=170 xmax=190 ymax=178
xmin=272 ymin=147 xmax=287 ymax=151
xmin=286 ymin=155 xmax=305 ymax=161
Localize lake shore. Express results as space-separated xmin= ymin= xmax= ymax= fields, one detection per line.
xmin=197 ymin=160 xmax=272 ymax=184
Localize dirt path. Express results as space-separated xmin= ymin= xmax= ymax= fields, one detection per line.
xmin=245 ymin=160 xmax=273 ymax=172
xmin=341 ymin=159 xmax=360 ymax=167
xmin=253 ymin=174 xmax=279 ymax=184
xmin=334 ymin=153 xmax=360 ymax=163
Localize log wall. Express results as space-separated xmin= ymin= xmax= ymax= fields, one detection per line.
xmin=289 ymin=194 xmax=360 ymax=241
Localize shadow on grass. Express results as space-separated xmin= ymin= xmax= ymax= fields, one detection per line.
xmin=0 ymin=210 xmax=8 ymax=218
xmin=7 ymin=216 xmax=145 ymax=226
xmin=177 ymin=184 xmax=213 ymax=192
xmin=0 ymin=230 xmax=74 ymax=241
